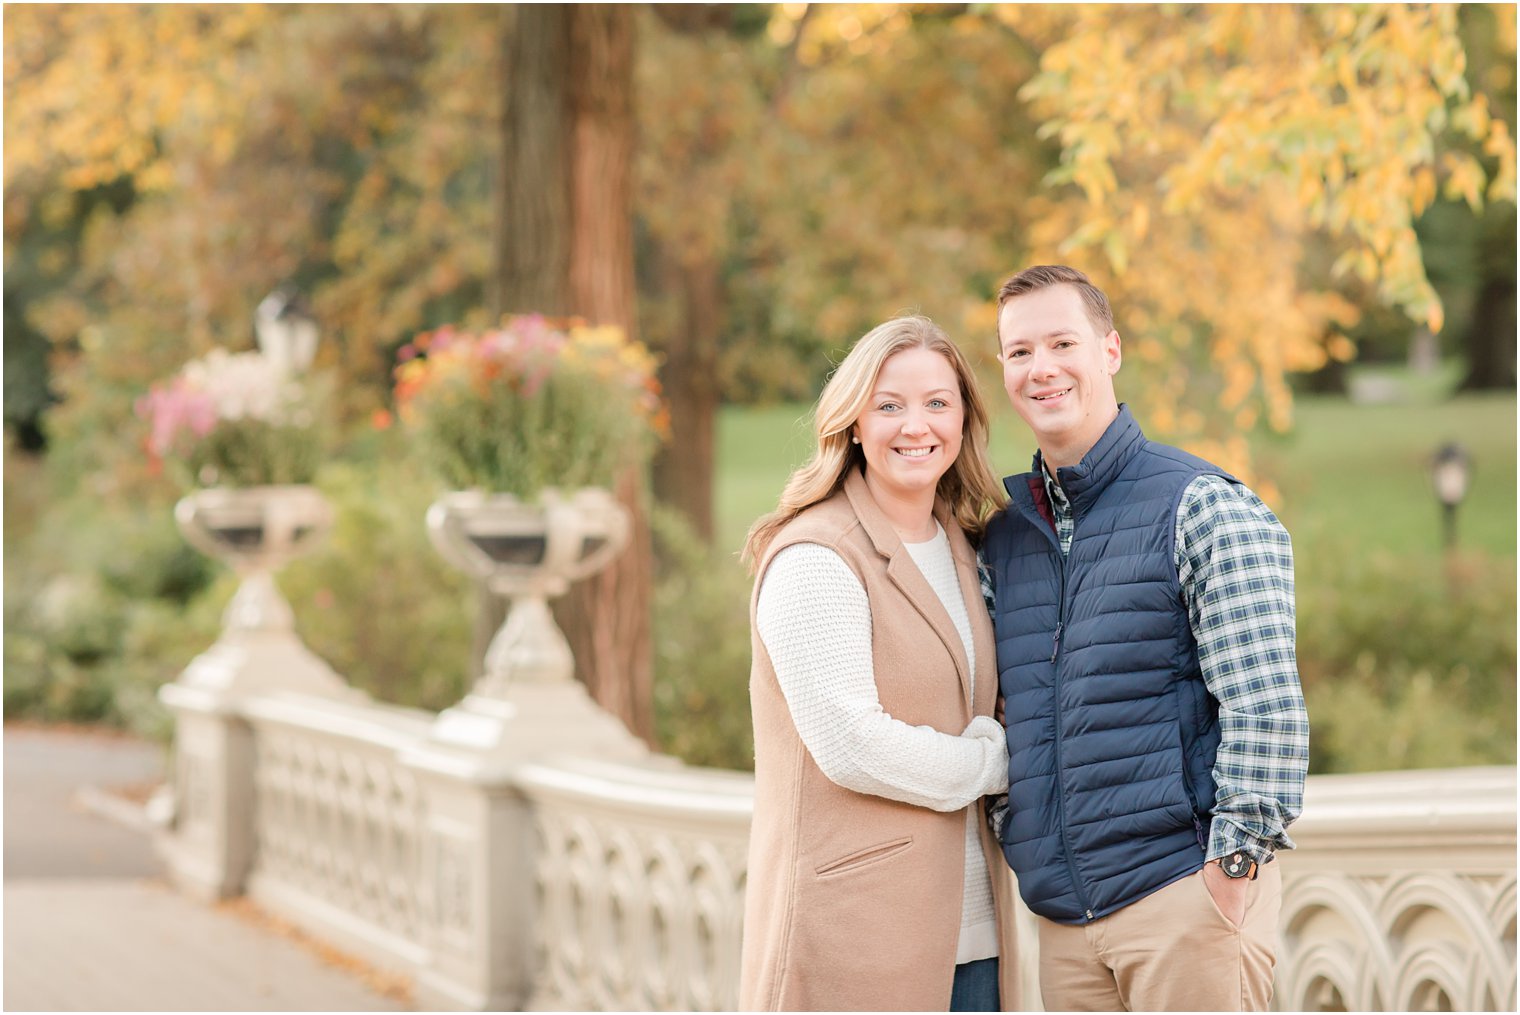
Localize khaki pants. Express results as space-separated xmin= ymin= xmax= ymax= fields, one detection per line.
xmin=1036 ymin=862 xmax=1282 ymax=1012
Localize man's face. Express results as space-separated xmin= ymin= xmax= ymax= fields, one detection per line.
xmin=997 ymin=284 xmax=1122 ymax=467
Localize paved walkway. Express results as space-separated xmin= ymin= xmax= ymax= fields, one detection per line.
xmin=4 ymin=724 xmax=412 ymax=1012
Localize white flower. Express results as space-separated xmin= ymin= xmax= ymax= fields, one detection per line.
xmin=181 ymin=349 xmax=306 ymax=425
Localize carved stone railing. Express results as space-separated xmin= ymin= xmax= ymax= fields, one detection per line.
xmin=158 ymin=669 xmax=1517 ymax=1012
xmin=512 ymin=761 xmax=1518 ymax=1012
xmin=517 ymin=757 xmax=753 ymax=1011
xmin=1274 ymin=766 xmax=1517 ymax=1012
xmin=240 ymin=694 xmax=435 ymax=971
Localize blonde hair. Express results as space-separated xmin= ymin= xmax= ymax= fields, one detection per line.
xmin=743 ymin=315 xmax=1006 ymax=571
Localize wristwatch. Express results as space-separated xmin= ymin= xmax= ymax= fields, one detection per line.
xmin=1216 ymin=851 xmax=1259 ymax=880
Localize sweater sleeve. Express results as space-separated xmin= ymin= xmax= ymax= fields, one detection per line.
xmin=756 ymin=542 xmax=1009 ymax=812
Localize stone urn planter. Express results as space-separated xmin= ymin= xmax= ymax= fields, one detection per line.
xmin=175 ymin=484 xmax=333 ymax=633
xmin=426 ymin=487 xmax=629 ymax=700
xmin=390 ymin=319 xmax=657 ymax=760
xmin=168 ymin=484 xmax=348 ymax=698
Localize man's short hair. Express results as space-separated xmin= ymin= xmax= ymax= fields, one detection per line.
xmin=996 ymin=265 xmax=1115 ymax=337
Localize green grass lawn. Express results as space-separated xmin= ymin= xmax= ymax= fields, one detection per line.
xmin=716 ymin=383 xmax=1517 ymax=563
xmin=1256 ymin=392 xmax=1515 ymax=560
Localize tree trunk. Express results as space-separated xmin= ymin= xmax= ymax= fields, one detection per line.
xmin=1458 ymin=200 xmax=1517 ymax=391
xmin=554 ymin=468 xmax=655 ymax=741
xmin=557 ymin=5 xmax=655 ymax=744
xmin=489 ymin=3 xmax=654 ymax=743
xmin=491 ymin=4 xmax=572 ymax=318
xmin=477 ymin=4 xmax=577 ymax=677
xmin=1458 ymin=276 xmax=1518 ymax=391
xmin=567 ymin=5 xmax=637 ymax=332
xmin=651 ymin=242 xmax=722 ymax=543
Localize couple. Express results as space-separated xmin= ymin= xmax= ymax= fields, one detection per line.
xmin=738 ymin=266 xmax=1310 ymax=1013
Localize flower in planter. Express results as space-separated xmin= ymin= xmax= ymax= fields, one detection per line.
xmin=393 ymin=315 xmax=666 ymax=497
xmin=137 ymin=349 xmax=326 ymax=488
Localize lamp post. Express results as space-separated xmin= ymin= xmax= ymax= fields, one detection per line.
xmin=1430 ymin=442 xmax=1470 ymax=550
xmin=254 ymin=286 xmax=319 ymax=374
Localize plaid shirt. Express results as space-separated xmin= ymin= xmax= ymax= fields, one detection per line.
xmin=981 ymin=463 xmax=1309 ymax=866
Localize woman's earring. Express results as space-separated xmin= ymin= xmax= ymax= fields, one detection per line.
xmin=851 ymin=435 xmax=861 ymax=444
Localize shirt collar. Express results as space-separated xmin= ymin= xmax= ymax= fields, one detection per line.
xmin=1037 ymin=453 xmax=1071 ymax=514
xmin=1027 ymin=404 xmax=1143 ymax=517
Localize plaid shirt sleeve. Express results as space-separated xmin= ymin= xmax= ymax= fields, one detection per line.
xmin=977 ymin=548 xmax=997 ymax=616
xmin=1176 ymin=475 xmax=1310 ymax=866
xmin=977 ymin=548 xmax=1011 ymax=839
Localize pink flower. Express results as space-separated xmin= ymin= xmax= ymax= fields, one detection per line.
xmin=476 ymin=328 xmax=518 ymax=362
xmin=137 ymin=381 xmax=218 ymax=457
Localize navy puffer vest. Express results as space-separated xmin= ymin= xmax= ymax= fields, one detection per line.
xmin=983 ymin=406 xmax=1233 ymax=924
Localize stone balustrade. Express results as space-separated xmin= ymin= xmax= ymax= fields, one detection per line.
xmin=241 ymin=694 xmax=435 ymax=971
xmin=517 ymin=757 xmax=753 ymax=1011
xmin=1274 ymin=766 xmax=1518 ymax=1012
xmin=159 ymin=666 xmax=1516 ymax=1012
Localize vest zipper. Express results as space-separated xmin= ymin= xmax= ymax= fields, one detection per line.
xmin=1047 ymin=537 xmax=1095 ymax=922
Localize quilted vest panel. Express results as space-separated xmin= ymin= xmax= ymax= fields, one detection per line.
xmin=984 ymin=406 xmax=1232 ymax=923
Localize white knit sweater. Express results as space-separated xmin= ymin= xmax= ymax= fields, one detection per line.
xmin=755 ymin=524 xmax=1007 ymax=964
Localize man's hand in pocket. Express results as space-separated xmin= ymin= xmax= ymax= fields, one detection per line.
xmin=1201 ymin=860 xmax=1249 ymax=927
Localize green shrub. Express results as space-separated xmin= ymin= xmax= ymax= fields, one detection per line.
xmin=1296 ymin=545 xmax=1517 ymax=773
xmin=33 ymin=574 xmax=128 ymax=665
xmin=5 ymin=436 xmax=483 ymax=729
xmin=3 ymin=500 xmax=227 ymax=737
xmin=650 ymin=507 xmax=755 ymax=771
xmin=5 ymin=594 xmax=122 ymax=724
xmin=9 ymin=480 xmax=212 ymax=605
xmin=93 ymin=509 xmax=215 ymax=605
xmin=1308 ymin=659 xmax=1516 ymax=773
xmin=111 ymin=589 xmax=230 ymax=740
xmin=277 ymin=452 xmax=474 ymax=710
xmin=2 ymin=610 xmax=45 ymax=715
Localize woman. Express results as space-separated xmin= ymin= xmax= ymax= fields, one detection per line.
xmin=739 ymin=315 xmax=1016 ymax=1012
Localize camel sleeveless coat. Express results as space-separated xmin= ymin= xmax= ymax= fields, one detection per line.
xmin=740 ymin=468 xmax=1020 ymax=1011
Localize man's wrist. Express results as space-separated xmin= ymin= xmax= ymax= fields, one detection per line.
xmin=1206 ymin=819 xmax=1274 ymax=868
xmin=1208 ymin=850 xmax=1260 ymax=880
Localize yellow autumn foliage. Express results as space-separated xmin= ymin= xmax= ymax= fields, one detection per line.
xmin=4 ymin=3 xmax=1512 ymax=495
xmin=991 ymin=2 xmax=1514 ymax=475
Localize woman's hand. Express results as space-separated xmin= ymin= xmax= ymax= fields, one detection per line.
xmin=995 ymin=693 xmax=1006 ymax=725
xmin=962 ymin=716 xmax=1009 ymax=795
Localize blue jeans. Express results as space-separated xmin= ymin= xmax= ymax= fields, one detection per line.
xmin=951 ymin=957 xmax=1000 ymax=1012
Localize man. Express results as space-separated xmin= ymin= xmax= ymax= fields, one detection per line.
xmin=981 ymin=265 xmax=1309 ymax=1011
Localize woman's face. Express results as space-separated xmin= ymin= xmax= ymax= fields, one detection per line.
xmin=851 ymin=346 xmax=965 ymax=502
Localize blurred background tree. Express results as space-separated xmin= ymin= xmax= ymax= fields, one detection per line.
xmin=8 ymin=3 xmax=1510 ymax=515
xmin=4 ymin=3 xmax=1514 ymax=771
xmin=994 ymin=3 xmax=1514 ymax=473
xmin=488 ymin=4 xmax=655 ymax=739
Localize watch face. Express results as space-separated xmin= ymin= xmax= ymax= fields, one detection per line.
xmin=1221 ymin=853 xmax=1252 ymax=878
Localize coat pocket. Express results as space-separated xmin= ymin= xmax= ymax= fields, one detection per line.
xmin=814 ymin=836 xmax=913 ymax=878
